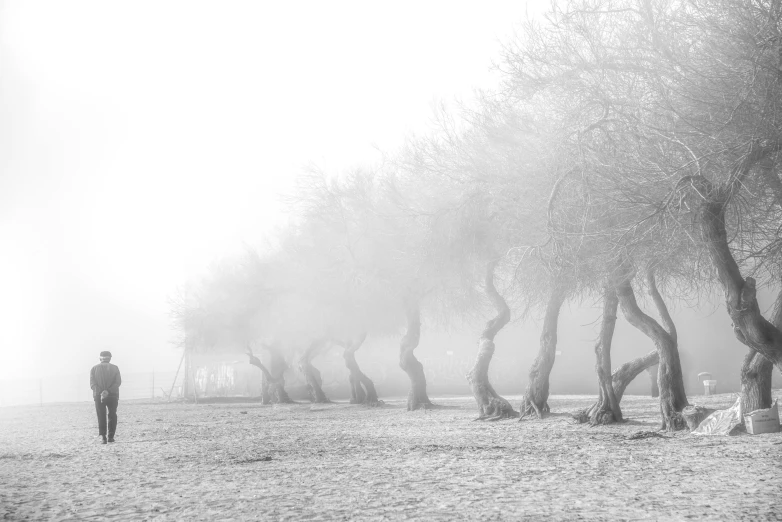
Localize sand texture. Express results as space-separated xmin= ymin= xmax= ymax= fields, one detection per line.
xmin=1 ymin=393 xmax=781 ymax=520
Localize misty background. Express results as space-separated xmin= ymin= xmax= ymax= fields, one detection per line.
xmin=1 ymin=1 xmax=777 ymax=403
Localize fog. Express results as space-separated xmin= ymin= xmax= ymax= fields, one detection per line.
xmin=1 ymin=1 xmax=777 ymax=396
xmin=257 ymin=293 xmax=779 ymax=400
xmin=0 ymin=1 xmax=544 ymax=380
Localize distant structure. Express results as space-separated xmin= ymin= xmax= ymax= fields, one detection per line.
xmin=182 ymin=344 xmax=261 ymax=401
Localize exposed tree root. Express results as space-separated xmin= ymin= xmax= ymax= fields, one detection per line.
xmin=407 ymin=393 xmax=434 ymax=412
xmin=575 ymin=350 xmax=660 ymax=424
xmin=519 ymin=397 xmax=549 ymax=420
xmin=468 ymin=261 xmax=518 ymax=422
xmin=473 ymin=395 xmax=520 ymax=421
xmin=476 ymin=397 xmax=520 ymax=421
xmin=616 ymin=267 xmax=689 ymax=432
xmin=476 ymin=411 xmax=520 ymax=422
xmin=580 ymin=285 xmax=624 ymax=426
xmin=573 ymin=403 xmax=620 ymax=426
xmin=519 ymin=286 xmax=567 ymax=422
xmin=339 ymin=333 xmax=382 ymax=407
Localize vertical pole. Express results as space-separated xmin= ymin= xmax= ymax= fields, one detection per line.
xmin=168 ymin=348 xmax=186 ymax=401
xmin=190 ymin=351 xmax=199 ymax=405
xmin=39 ymin=379 xmax=43 ymax=407
xmin=152 ymin=370 xmax=155 ymax=399
xmin=184 ymin=345 xmax=190 ymax=399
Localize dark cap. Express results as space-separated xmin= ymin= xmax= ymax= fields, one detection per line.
xmin=100 ymin=351 xmax=112 ymax=357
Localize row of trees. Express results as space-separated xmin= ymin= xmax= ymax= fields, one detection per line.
xmin=172 ymin=0 xmax=782 ymax=430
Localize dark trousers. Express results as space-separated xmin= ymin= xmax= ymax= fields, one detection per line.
xmin=94 ymin=397 xmax=119 ymax=436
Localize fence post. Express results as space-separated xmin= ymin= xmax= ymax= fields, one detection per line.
xmin=169 ymin=348 xmax=186 ymax=401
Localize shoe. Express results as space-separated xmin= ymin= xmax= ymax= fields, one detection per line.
xmin=101 ymin=435 xmax=107 ymax=444
xmin=107 ymin=435 xmax=115 ymax=443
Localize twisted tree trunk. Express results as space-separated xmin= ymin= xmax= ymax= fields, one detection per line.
xmin=576 ymin=295 xmax=659 ymax=424
xmin=740 ymin=351 xmax=773 ymax=413
xmin=247 ymin=350 xmax=275 ymax=404
xmin=615 ymin=269 xmax=688 ymax=431
xmin=735 ymin=166 xmax=782 ymax=414
xmin=399 ymin=296 xmax=432 ymax=411
xmin=578 ymin=284 xmax=622 ymax=425
xmin=739 ymin=283 xmax=780 ymax=413
xmin=520 ymin=285 xmax=567 ymax=419
xmin=298 ymin=339 xmax=330 ymax=403
xmin=613 ymin=351 xmax=659 ymax=402
xmin=695 ymin=175 xmax=782 ymax=370
xmin=467 ymin=260 xmax=517 ymax=420
xmin=341 ymin=333 xmax=381 ymax=406
xmin=266 ymin=344 xmax=293 ymax=403
xmin=247 ymin=343 xmax=293 ymax=404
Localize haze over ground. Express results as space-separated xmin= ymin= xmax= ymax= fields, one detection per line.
xmin=0 ymin=1 xmax=774 ymax=394
xmin=0 ymin=1 xmax=551 ymax=379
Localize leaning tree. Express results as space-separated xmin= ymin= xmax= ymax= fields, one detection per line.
xmin=288 ymin=166 xmax=467 ymax=410
xmin=619 ymin=0 xmax=782 ymax=406
xmin=494 ymin=0 xmax=706 ymax=428
xmin=546 ymin=0 xmax=782 ymax=417
xmin=272 ymin=171 xmax=405 ymax=405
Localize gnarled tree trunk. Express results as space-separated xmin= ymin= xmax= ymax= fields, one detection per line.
xmin=696 ymin=180 xmax=782 ymax=370
xmin=247 ymin=350 xmax=275 ymax=404
xmin=247 ymin=343 xmax=293 ymax=404
xmin=615 ymin=269 xmax=688 ymax=431
xmin=578 ymin=284 xmax=622 ymax=425
xmin=399 ymin=297 xmax=432 ymax=411
xmin=735 ymin=167 xmax=782 ymax=414
xmin=576 ymin=350 xmax=660 ymax=424
xmin=298 ymin=339 xmax=330 ymax=403
xmin=467 ymin=260 xmax=518 ymax=420
xmin=740 ymin=283 xmax=780 ymax=413
xmin=340 ymin=333 xmax=382 ymax=406
xmin=577 ymin=274 xmax=664 ymax=425
xmin=740 ymin=351 xmax=773 ymax=414
xmin=613 ymin=351 xmax=659 ymax=402
xmin=520 ymin=285 xmax=567 ymax=419
xmin=266 ymin=344 xmax=293 ymax=403
xmin=577 ymin=301 xmax=659 ymax=423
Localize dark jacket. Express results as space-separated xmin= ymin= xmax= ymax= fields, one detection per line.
xmin=90 ymin=362 xmax=122 ymax=400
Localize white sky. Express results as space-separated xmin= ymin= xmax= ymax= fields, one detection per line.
xmin=0 ymin=1 xmax=548 ymax=379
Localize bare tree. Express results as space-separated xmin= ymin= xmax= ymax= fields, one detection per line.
xmin=467 ymin=260 xmax=518 ymax=420
xmin=334 ymin=333 xmax=382 ymax=406
xmin=398 ymin=295 xmax=432 ymax=411
xmin=577 ymin=283 xmax=623 ymax=424
xmin=519 ymin=284 xmax=569 ymax=419
xmin=246 ymin=342 xmax=293 ymax=404
xmin=615 ymin=266 xmax=688 ymax=430
xmin=297 ymin=338 xmax=330 ymax=403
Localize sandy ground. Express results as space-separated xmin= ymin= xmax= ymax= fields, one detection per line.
xmin=1 ymin=393 xmax=781 ymax=521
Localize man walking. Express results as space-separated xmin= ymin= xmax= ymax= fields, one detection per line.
xmin=90 ymin=351 xmax=121 ymax=444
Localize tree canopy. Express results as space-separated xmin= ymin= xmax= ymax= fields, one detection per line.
xmin=173 ymin=0 xmax=782 ymax=427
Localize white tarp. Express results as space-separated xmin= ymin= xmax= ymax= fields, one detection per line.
xmin=691 ymin=397 xmax=743 ymax=436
